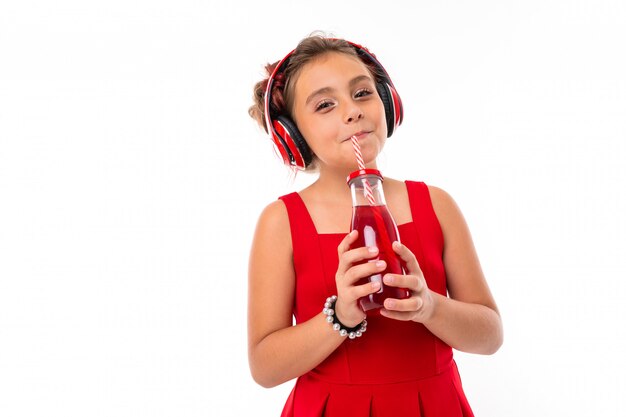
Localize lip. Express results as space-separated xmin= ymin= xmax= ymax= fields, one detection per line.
xmin=344 ymin=131 xmax=371 ymax=142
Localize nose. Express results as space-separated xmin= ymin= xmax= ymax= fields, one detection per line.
xmin=344 ymin=103 xmax=363 ymax=123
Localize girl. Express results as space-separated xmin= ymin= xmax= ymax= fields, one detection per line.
xmin=247 ymin=34 xmax=502 ymax=417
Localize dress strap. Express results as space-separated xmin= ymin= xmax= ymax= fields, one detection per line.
xmin=278 ymin=192 xmax=327 ymax=322
xmin=278 ymin=192 xmax=319 ymax=237
xmin=405 ymin=181 xmax=444 ymax=253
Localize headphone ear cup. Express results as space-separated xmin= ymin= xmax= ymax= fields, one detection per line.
xmin=376 ymin=82 xmax=403 ymax=137
xmin=274 ymin=114 xmax=313 ymax=168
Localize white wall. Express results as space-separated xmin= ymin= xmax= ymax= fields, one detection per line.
xmin=1 ymin=1 xmax=625 ymax=416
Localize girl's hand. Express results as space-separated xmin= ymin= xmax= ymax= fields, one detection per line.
xmin=334 ymin=230 xmax=386 ymax=327
xmin=380 ymin=241 xmax=436 ymax=323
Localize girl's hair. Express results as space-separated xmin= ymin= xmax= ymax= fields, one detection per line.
xmin=248 ymin=34 xmax=382 ymax=173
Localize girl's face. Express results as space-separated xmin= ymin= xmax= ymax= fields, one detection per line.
xmin=291 ymin=52 xmax=387 ymax=172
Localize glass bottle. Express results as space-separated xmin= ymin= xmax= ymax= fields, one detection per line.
xmin=347 ymin=169 xmax=410 ymax=312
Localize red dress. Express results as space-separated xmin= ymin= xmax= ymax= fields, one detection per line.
xmin=277 ymin=181 xmax=474 ymax=417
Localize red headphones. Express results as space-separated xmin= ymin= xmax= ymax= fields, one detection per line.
xmin=264 ymin=40 xmax=404 ymax=170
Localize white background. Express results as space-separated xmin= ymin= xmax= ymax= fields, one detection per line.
xmin=1 ymin=1 xmax=625 ymax=416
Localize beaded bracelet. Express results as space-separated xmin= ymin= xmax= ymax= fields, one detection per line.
xmin=323 ymin=295 xmax=367 ymax=339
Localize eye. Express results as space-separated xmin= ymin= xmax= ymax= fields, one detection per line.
xmin=354 ymin=88 xmax=373 ymax=98
xmin=315 ymin=100 xmax=334 ymax=111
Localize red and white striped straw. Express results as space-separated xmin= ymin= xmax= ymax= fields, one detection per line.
xmin=350 ymin=136 xmax=376 ymax=206
xmin=351 ymin=136 xmax=366 ymax=169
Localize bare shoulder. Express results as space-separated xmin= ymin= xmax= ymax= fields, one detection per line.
xmin=425 ymin=184 xmax=471 ymax=244
xmin=257 ymin=199 xmax=290 ymax=230
xmin=253 ymin=199 xmax=292 ymax=254
xmin=426 ymin=185 xmax=461 ymax=218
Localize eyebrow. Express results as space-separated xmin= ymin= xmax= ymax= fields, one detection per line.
xmin=305 ymin=74 xmax=373 ymax=106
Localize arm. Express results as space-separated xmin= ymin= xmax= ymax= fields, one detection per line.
xmin=380 ymin=186 xmax=503 ymax=355
xmin=247 ymin=201 xmax=381 ymax=387
xmin=247 ymin=200 xmax=343 ymax=388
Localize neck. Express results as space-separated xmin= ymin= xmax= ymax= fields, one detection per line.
xmin=311 ymin=160 xmax=379 ymax=201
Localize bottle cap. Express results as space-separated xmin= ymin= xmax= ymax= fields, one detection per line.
xmin=346 ymin=169 xmax=383 ymax=184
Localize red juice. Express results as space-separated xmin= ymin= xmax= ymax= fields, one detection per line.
xmin=350 ymin=205 xmax=411 ymax=312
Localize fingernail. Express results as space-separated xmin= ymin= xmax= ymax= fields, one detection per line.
xmin=375 ymin=260 xmax=386 ymax=268
xmin=368 ymin=246 xmax=378 ymax=253
xmin=386 ymin=299 xmax=396 ymax=308
xmin=372 ymin=281 xmax=381 ymax=289
xmin=383 ymin=275 xmax=393 ymax=284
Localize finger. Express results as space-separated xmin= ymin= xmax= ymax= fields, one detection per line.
xmin=342 ymin=259 xmax=387 ymax=285
xmin=392 ymin=241 xmax=423 ymax=277
xmin=379 ymin=308 xmax=416 ymax=322
xmin=337 ymin=237 xmax=380 ymax=274
xmin=383 ymin=296 xmax=423 ymax=312
xmin=351 ymin=280 xmax=382 ymax=300
xmin=343 ymin=245 xmax=380 ymax=267
xmin=337 ymin=230 xmax=359 ymax=257
xmin=336 ymin=231 xmax=361 ymax=275
xmin=383 ymin=273 xmax=424 ymax=293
